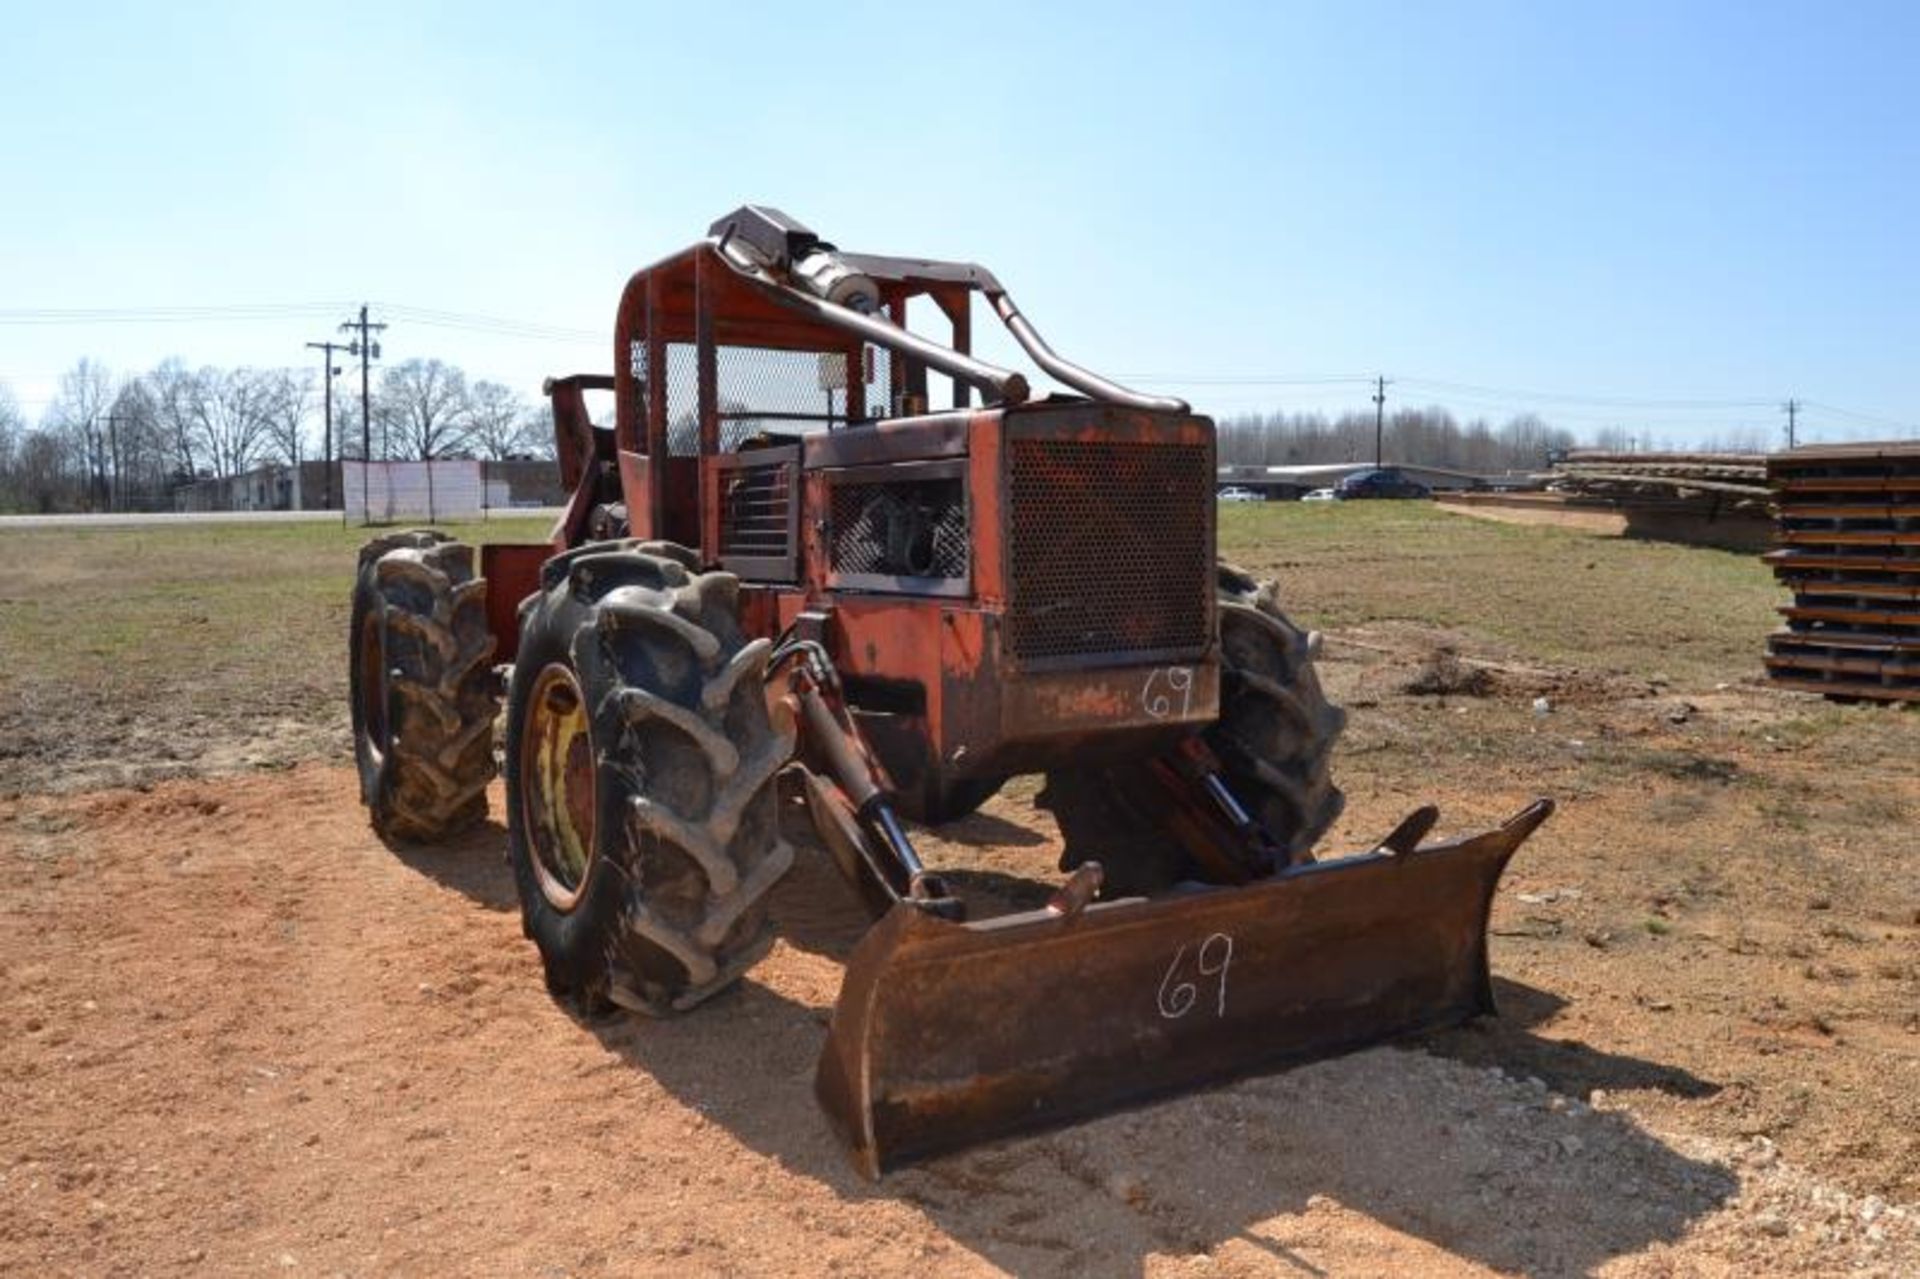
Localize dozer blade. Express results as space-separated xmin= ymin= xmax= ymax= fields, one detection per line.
xmin=817 ymin=800 xmax=1552 ymax=1178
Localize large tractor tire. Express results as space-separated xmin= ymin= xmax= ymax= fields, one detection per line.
xmin=1039 ymin=563 xmax=1346 ymax=896
xmin=349 ymin=530 xmax=500 ymax=842
xmin=504 ymin=541 xmax=795 ymax=1016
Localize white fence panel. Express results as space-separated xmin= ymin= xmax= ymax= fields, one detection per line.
xmin=343 ymin=460 xmax=486 ymax=522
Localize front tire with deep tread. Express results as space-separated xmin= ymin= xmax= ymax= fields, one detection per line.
xmin=349 ymin=529 xmax=500 ymax=843
xmin=1208 ymin=563 xmax=1347 ymax=858
xmin=504 ymin=542 xmax=796 ymax=1016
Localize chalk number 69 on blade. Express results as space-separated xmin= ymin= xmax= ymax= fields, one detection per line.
xmin=1156 ymin=932 xmax=1234 ymax=1020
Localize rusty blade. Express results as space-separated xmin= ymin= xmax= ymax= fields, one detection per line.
xmin=816 ymin=800 xmax=1553 ymax=1178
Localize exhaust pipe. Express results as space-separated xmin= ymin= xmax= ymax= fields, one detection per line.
xmin=709 ymin=205 xmax=1030 ymax=406
xmin=983 ymin=286 xmax=1189 ymax=414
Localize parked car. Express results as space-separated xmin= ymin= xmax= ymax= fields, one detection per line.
xmin=1300 ymin=487 xmax=1339 ymax=502
xmin=1334 ymin=467 xmax=1432 ymax=500
xmin=1216 ymin=486 xmax=1264 ymax=502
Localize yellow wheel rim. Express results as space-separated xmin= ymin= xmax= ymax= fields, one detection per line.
xmin=520 ymin=663 xmax=596 ymax=911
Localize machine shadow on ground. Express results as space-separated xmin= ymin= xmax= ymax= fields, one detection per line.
xmin=634 ymin=832 xmax=1734 ymax=1274
xmin=382 ymin=790 xmax=1738 ymax=1274
xmin=585 ymin=954 xmax=1735 ymax=1277
xmin=1426 ymin=980 xmax=1723 ymax=1104
xmin=384 ymin=817 xmax=521 ymax=913
xmin=926 ymin=806 xmax=1053 ymax=849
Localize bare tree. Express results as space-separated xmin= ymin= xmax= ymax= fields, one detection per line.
xmin=258 ymin=368 xmax=314 ymax=466
xmin=379 ymin=359 xmax=470 ymax=460
xmin=105 ymin=379 xmax=173 ymax=508
xmin=1699 ymin=426 xmax=1769 ymax=453
xmin=193 ymin=367 xmax=275 ymax=477
xmin=15 ymin=431 xmax=76 ymax=513
xmin=148 ymin=359 xmax=207 ymax=478
xmin=45 ymin=359 xmax=114 ymax=508
xmin=517 ymin=407 xmax=557 ymax=460
xmin=334 ymin=395 xmax=369 ymax=460
xmin=0 ymin=382 xmax=23 ymax=509
xmin=0 ymin=383 xmax=20 ymax=464
xmin=1495 ymin=413 xmax=1563 ymax=467
xmin=464 ymin=380 xmax=538 ymax=460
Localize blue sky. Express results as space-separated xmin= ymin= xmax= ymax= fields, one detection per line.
xmin=2 ymin=0 xmax=1915 ymax=446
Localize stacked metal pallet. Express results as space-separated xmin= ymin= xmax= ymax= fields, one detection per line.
xmin=1530 ymin=450 xmax=1775 ymax=552
xmin=1765 ymin=443 xmax=1920 ymax=701
xmin=1551 ymin=450 xmax=1770 ymax=499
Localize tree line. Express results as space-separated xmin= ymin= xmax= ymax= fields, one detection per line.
xmin=1217 ymin=406 xmax=1775 ymax=473
xmin=1 ymin=365 xmax=1765 ymax=513
xmin=0 ymin=357 xmax=554 ymax=513
xmin=1217 ymin=406 xmax=1580 ymax=474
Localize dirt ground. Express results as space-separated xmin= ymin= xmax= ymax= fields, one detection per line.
xmin=0 ymin=518 xmax=548 ymax=801
xmin=3 ymin=509 xmax=1918 ymax=1275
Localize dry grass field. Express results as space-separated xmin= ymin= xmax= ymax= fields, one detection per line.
xmin=2 ymin=503 xmax=1916 ymax=1276
xmin=0 ymin=518 xmax=551 ymax=799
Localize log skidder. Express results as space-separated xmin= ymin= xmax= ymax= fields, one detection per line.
xmin=346 ymin=206 xmax=1554 ymax=1178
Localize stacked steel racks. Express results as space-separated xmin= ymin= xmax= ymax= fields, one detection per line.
xmin=1765 ymin=443 xmax=1920 ymax=701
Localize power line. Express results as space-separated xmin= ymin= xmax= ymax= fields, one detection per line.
xmin=1368 ymin=386 xmax=1770 ymax=430
xmin=1798 ymin=399 xmax=1912 ymax=432
xmin=1110 ymin=373 xmax=1375 ymax=387
xmin=0 ymin=303 xmax=351 ymax=324
xmin=1212 ymin=374 xmax=1758 ymax=430
xmin=1395 ymin=375 xmax=1774 ymax=411
xmin=1113 ymin=369 xmax=1779 ymax=409
xmin=375 ymin=303 xmax=599 ymax=343
xmin=0 ymin=300 xmax=600 ymax=343
xmin=1156 ymin=375 xmax=1910 ymax=436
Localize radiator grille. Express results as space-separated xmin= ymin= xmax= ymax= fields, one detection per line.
xmin=718 ymin=460 xmax=794 ymax=560
xmin=829 ymin=479 xmax=968 ymax=579
xmin=1006 ymin=439 xmax=1212 ymax=662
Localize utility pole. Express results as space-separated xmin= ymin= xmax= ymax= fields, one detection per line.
xmin=1372 ymin=375 xmax=1391 ymax=467
xmin=305 ymin=340 xmax=350 ymax=510
xmin=1783 ymin=398 xmax=1800 ymax=450
xmin=338 ymin=305 xmax=386 ymax=523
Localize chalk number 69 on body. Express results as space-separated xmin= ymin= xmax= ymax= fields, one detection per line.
xmin=1140 ymin=666 xmax=1194 ymax=719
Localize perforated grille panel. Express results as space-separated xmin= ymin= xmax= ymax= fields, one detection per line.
xmin=829 ymin=479 xmax=968 ymax=580
xmin=1006 ymin=439 xmax=1212 ymax=662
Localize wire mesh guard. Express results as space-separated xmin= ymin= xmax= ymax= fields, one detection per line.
xmin=828 ymin=479 xmax=968 ymax=580
xmin=663 ymin=343 xmax=898 ymax=454
xmin=1005 ymin=439 xmax=1213 ymax=662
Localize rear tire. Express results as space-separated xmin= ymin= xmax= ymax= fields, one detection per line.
xmin=1208 ymin=563 xmax=1347 ymax=855
xmin=504 ymin=542 xmax=795 ymax=1015
xmin=1039 ymin=563 xmax=1345 ymax=895
xmin=349 ymin=530 xmax=500 ymax=843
